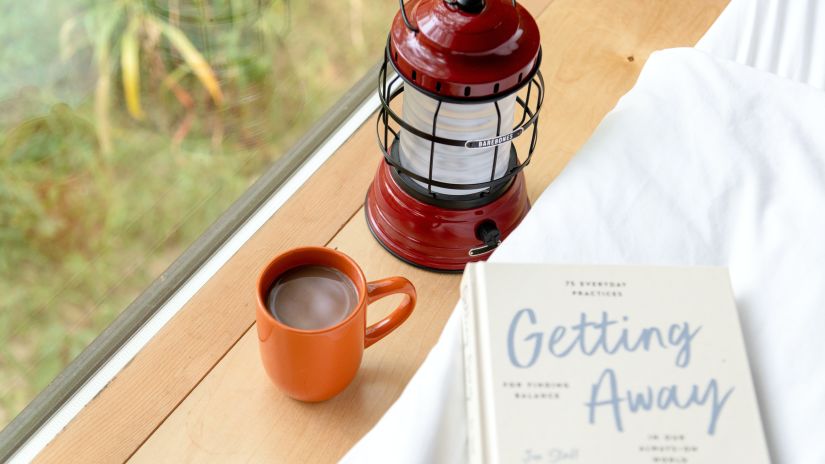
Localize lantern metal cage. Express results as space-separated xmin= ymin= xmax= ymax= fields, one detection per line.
xmin=375 ymin=44 xmax=545 ymax=208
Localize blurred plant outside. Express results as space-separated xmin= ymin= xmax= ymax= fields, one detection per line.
xmin=0 ymin=0 xmax=395 ymax=426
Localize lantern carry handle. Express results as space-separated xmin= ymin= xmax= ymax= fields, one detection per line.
xmin=399 ymin=0 xmax=419 ymax=33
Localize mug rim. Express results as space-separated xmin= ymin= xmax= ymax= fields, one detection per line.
xmin=256 ymin=246 xmax=367 ymax=335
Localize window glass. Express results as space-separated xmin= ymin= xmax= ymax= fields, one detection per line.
xmin=0 ymin=0 xmax=395 ymax=427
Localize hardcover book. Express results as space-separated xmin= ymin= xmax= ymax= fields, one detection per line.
xmin=460 ymin=263 xmax=769 ymax=464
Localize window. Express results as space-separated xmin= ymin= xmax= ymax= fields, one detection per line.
xmin=0 ymin=0 xmax=394 ymax=428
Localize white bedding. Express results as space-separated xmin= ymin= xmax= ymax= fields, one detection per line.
xmin=342 ymin=2 xmax=825 ymax=463
xmin=697 ymin=0 xmax=825 ymax=90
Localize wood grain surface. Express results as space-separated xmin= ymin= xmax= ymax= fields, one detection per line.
xmin=36 ymin=0 xmax=727 ymax=462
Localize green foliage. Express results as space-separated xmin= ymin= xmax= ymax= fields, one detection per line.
xmin=0 ymin=0 xmax=396 ymax=425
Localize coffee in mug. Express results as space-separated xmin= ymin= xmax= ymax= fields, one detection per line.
xmin=266 ymin=265 xmax=358 ymax=330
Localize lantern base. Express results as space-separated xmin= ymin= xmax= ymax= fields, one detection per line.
xmin=365 ymin=161 xmax=530 ymax=272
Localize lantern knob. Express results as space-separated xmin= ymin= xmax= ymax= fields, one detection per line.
xmin=469 ymin=220 xmax=501 ymax=256
xmin=450 ymin=0 xmax=485 ymax=14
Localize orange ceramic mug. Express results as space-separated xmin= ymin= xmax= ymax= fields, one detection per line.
xmin=256 ymin=246 xmax=416 ymax=402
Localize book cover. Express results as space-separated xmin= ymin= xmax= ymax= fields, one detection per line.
xmin=461 ymin=263 xmax=769 ymax=464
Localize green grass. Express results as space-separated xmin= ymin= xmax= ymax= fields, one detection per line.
xmin=0 ymin=0 xmax=395 ymax=426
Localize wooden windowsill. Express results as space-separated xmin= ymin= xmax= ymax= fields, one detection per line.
xmin=34 ymin=0 xmax=728 ymax=462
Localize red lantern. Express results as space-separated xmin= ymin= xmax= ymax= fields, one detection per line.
xmin=365 ymin=0 xmax=544 ymax=271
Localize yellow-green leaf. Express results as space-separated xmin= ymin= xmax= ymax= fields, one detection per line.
xmin=154 ymin=19 xmax=224 ymax=106
xmin=121 ymin=19 xmax=144 ymax=120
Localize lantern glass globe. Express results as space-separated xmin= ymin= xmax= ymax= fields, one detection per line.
xmin=399 ymin=87 xmax=517 ymax=195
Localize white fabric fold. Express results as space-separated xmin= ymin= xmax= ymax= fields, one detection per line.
xmin=342 ymin=47 xmax=825 ymax=464
xmin=696 ymin=0 xmax=825 ymax=90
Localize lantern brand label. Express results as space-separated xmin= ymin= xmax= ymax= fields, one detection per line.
xmin=465 ymin=128 xmax=524 ymax=149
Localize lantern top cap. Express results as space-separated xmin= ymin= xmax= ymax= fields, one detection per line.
xmin=389 ymin=0 xmax=541 ymax=100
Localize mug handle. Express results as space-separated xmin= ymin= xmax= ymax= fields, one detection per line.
xmin=364 ymin=277 xmax=416 ymax=348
